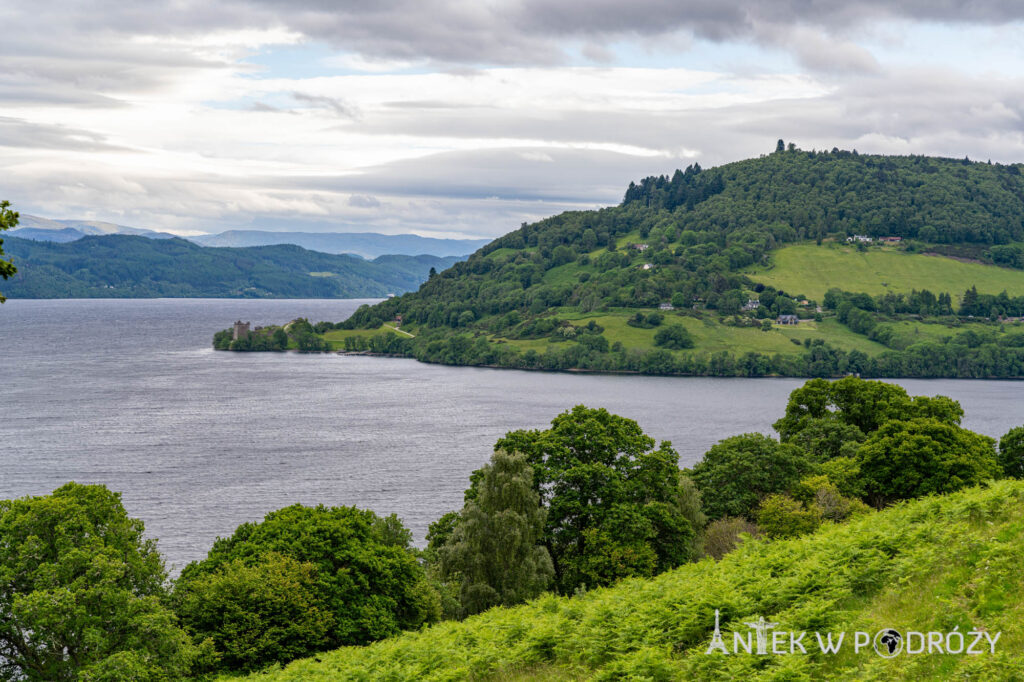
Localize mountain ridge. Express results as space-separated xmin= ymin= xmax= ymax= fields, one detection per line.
xmin=2 ymin=234 xmax=462 ymax=299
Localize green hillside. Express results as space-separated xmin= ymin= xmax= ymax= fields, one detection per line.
xmin=235 ymin=147 xmax=1024 ymax=377
xmin=3 ymin=235 xmax=461 ymax=298
xmin=747 ymin=243 xmax=1024 ymax=302
xmin=228 ymin=480 xmax=1024 ymax=681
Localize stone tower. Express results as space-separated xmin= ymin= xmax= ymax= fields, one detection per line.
xmin=233 ymin=320 xmax=251 ymax=341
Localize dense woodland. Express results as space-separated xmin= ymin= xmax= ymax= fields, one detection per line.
xmin=4 ymin=379 xmax=1023 ymax=679
xmin=3 ymin=235 xmax=461 ymax=298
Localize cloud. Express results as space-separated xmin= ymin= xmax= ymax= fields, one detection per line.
xmin=0 ymin=117 xmax=131 ymax=152
xmin=292 ymin=92 xmax=360 ymax=118
xmin=4 ymin=1 xmax=1024 ymax=241
xmin=348 ymin=194 xmax=381 ymax=208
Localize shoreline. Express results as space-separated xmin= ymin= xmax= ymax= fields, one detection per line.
xmin=215 ymin=348 xmax=1024 ymax=381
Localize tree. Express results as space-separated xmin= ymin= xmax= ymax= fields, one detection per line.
xmin=653 ymin=323 xmax=694 ymax=349
xmin=998 ymin=426 xmax=1024 ymax=479
xmin=175 ymin=504 xmax=438 ymax=666
xmin=689 ymin=433 xmax=815 ymax=520
xmin=438 ymin=451 xmax=553 ymax=617
xmin=857 ymin=419 xmax=1000 ymax=506
xmin=773 ymin=377 xmax=963 ymax=443
xmin=0 ymin=483 xmax=199 ymax=681
xmin=0 ymin=200 xmax=18 ymax=302
xmin=173 ymin=553 xmax=331 ymax=672
xmin=494 ymin=406 xmax=700 ymax=593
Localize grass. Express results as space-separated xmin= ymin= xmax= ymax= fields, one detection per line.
xmin=223 ymin=480 xmax=1024 ymax=681
xmin=501 ymin=312 xmax=889 ymax=357
xmin=745 ymin=243 xmax=1024 ymax=301
xmin=322 ymin=325 xmax=407 ymax=350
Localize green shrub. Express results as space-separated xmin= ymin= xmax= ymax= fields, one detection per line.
xmin=756 ymin=493 xmax=822 ymax=539
xmin=700 ymin=516 xmax=762 ymax=560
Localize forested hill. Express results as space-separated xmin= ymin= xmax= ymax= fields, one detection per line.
xmin=254 ymin=147 xmax=1024 ymax=377
xmin=345 ymin=149 xmax=1024 ymax=326
xmin=3 ymin=235 xmax=462 ymax=298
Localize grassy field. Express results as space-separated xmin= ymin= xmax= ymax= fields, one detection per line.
xmin=745 ymin=243 xmax=1024 ymax=301
xmin=225 ymin=481 xmax=1024 ymax=681
xmin=322 ymin=325 xmax=413 ymax=349
xmin=499 ymin=312 xmax=889 ymax=357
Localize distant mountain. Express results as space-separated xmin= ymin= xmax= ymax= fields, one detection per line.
xmin=13 ymin=215 xmax=488 ymax=258
xmin=2 ymin=235 xmax=462 ymax=299
xmin=16 ymin=214 xmax=177 ymax=239
xmin=9 ymin=227 xmax=88 ymax=243
xmin=190 ymin=230 xmax=489 ymax=259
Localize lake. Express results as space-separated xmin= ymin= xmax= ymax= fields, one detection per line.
xmin=2 ymin=298 xmax=1023 ymax=573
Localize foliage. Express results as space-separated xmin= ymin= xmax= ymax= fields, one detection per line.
xmin=2 ymin=234 xmax=460 ymax=298
xmin=857 ymin=418 xmax=1000 ymax=506
xmin=175 ymin=503 xmax=438 ymax=668
xmin=223 ymin=480 xmax=1024 ymax=682
xmin=0 ymin=200 xmax=17 ymax=302
xmin=755 ymin=493 xmax=822 ymax=539
xmin=793 ymin=475 xmax=871 ymax=522
xmin=773 ymin=375 xmax=962 ymax=442
xmin=0 ymin=483 xmax=198 ymax=681
xmin=173 ymin=553 xmax=331 ymax=672
xmin=653 ymin=323 xmax=694 ymax=349
xmin=437 ymin=451 xmax=554 ymax=617
xmin=998 ymin=426 xmax=1024 ymax=479
xmin=313 ymin=149 xmax=1024 ymax=378
xmin=700 ymin=516 xmax=762 ymax=560
xmin=688 ymin=433 xmax=815 ymax=520
xmin=493 ymin=406 xmax=699 ymax=593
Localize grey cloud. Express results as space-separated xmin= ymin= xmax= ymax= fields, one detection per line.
xmin=12 ymin=0 xmax=1024 ymax=74
xmin=0 ymin=117 xmax=131 ymax=152
xmin=348 ymin=194 xmax=381 ymax=208
xmin=292 ymin=92 xmax=360 ymax=118
xmin=232 ymin=0 xmax=1024 ymax=67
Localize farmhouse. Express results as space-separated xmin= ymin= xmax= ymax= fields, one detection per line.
xmin=777 ymin=314 xmax=799 ymax=325
xmin=846 ymin=235 xmax=873 ymax=243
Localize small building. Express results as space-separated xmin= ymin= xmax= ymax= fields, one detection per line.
xmin=742 ymin=299 xmax=760 ymax=311
xmin=777 ymin=314 xmax=799 ymax=325
xmin=640 ymin=263 xmax=654 ymax=270
xmin=880 ymin=236 xmax=903 ymax=243
xmin=632 ymin=243 xmax=649 ymax=252
xmin=232 ymin=320 xmax=251 ymax=341
xmin=846 ymin=235 xmax=873 ymax=243
xmin=799 ymin=299 xmax=810 ymax=306
xmin=658 ymin=302 xmax=674 ymax=311
xmin=393 ymin=314 xmax=403 ymax=326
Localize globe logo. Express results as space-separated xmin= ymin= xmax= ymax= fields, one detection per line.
xmin=873 ymin=629 xmax=903 ymax=658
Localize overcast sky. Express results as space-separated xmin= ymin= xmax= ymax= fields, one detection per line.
xmin=3 ymin=1 xmax=1024 ymax=238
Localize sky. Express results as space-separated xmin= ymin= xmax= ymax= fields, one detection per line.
xmin=3 ymin=2 xmax=1024 ymax=239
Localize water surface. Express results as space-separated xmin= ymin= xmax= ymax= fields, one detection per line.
xmin=2 ymin=298 xmax=1022 ymax=572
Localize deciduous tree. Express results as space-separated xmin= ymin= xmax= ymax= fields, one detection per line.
xmin=0 ymin=200 xmax=17 ymax=302
xmin=0 ymin=483 xmax=198 ymax=681
xmin=438 ymin=450 xmax=553 ymax=617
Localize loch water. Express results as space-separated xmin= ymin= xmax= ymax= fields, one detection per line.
xmin=3 ymin=298 xmax=1023 ymax=572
